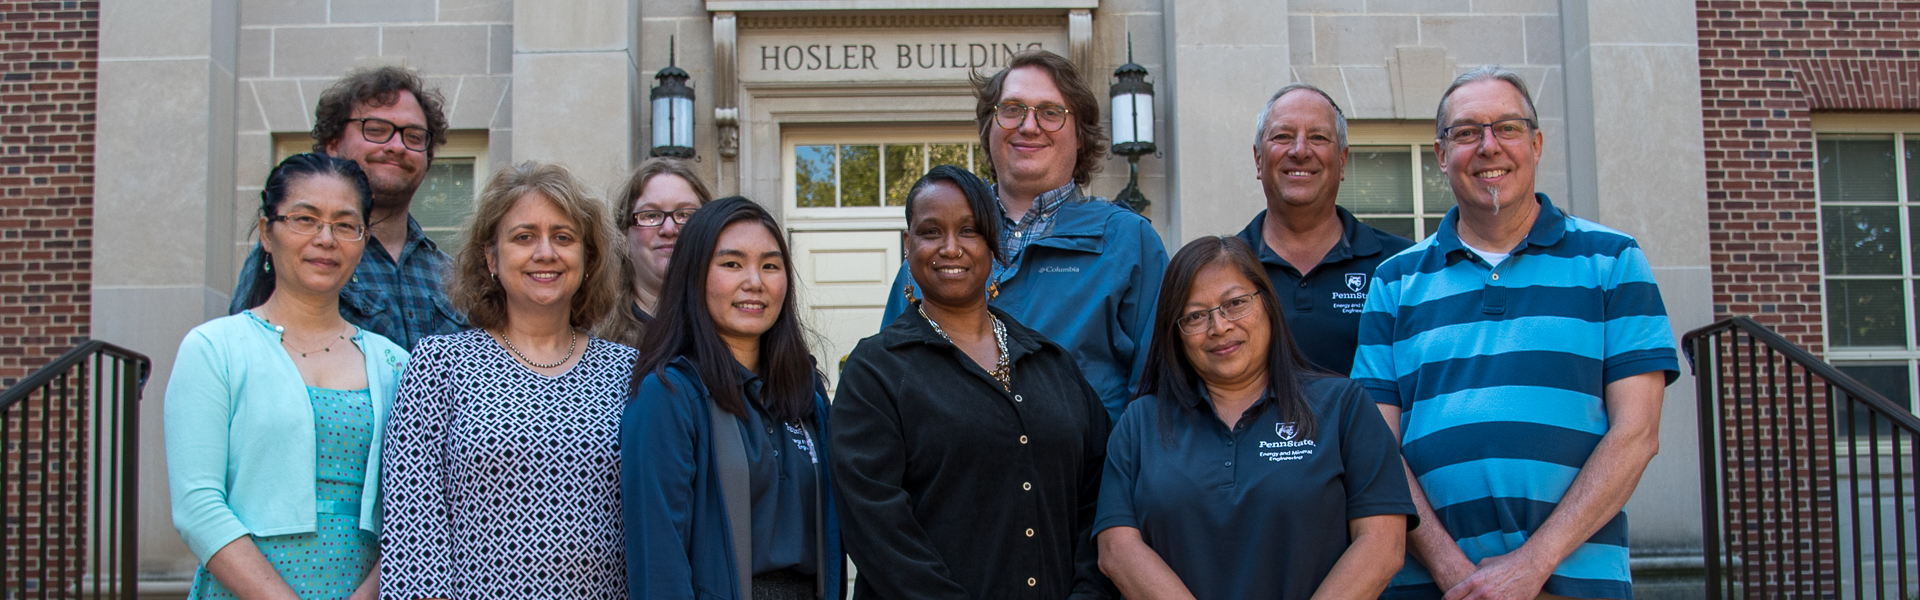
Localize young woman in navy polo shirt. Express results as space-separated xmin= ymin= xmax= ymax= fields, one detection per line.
xmin=1094 ymin=236 xmax=1415 ymax=600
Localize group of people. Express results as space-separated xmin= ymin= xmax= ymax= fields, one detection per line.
xmin=163 ymin=49 xmax=1680 ymax=600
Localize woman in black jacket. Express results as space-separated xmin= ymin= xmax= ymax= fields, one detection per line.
xmin=830 ymin=165 xmax=1110 ymax=600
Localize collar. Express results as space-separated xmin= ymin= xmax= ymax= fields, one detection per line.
xmin=731 ymin=359 xmax=765 ymax=402
xmin=881 ymin=303 xmax=1044 ymax=363
xmin=1236 ymin=205 xmax=1383 ymax=271
xmin=1181 ymin=381 xmax=1275 ymax=412
xmin=997 ymin=181 xmax=1082 ymax=223
xmin=1432 ymin=192 xmax=1567 ymax=261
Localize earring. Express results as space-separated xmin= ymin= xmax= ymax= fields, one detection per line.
xmin=987 ymin=279 xmax=1000 ymax=300
xmin=901 ymin=281 xmax=918 ymax=304
xmin=263 ymin=253 xmax=271 ymax=273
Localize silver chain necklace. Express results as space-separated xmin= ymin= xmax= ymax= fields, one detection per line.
xmin=918 ymin=304 xmax=1011 ymax=391
xmin=500 ymin=329 xmax=578 ymax=369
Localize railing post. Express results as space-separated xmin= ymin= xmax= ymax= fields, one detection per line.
xmin=1693 ymin=332 xmax=1725 ymax=600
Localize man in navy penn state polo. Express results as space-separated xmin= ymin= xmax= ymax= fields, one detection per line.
xmin=1234 ymin=83 xmax=1413 ymax=376
xmin=1351 ymin=66 xmax=1680 ymax=600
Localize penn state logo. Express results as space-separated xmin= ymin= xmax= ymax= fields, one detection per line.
xmin=1345 ymin=273 xmax=1367 ymax=293
xmin=1276 ymin=422 xmax=1299 ymax=441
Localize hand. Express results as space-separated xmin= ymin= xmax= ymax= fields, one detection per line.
xmin=1441 ymin=552 xmax=1552 ymax=600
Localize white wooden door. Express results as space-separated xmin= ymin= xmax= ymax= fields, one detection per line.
xmin=789 ymin=229 xmax=901 ymax=393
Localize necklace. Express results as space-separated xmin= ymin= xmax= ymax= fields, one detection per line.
xmin=500 ymin=328 xmax=578 ymax=369
xmin=252 ymin=311 xmax=351 ymax=358
xmin=919 ymin=304 xmax=1011 ymax=392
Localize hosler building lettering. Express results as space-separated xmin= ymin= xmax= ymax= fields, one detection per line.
xmin=758 ymin=41 xmax=1046 ymax=72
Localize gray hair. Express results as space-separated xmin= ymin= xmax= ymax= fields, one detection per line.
xmin=1434 ymin=65 xmax=1539 ymax=142
xmin=1253 ymin=83 xmax=1348 ymax=151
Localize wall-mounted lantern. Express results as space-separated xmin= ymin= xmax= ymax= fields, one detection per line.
xmin=1109 ymin=34 xmax=1155 ymax=214
xmin=650 ymin=37 xmax=696 ymax=159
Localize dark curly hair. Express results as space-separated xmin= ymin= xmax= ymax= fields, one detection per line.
xmin=971 ymin=50 xmax=1108 ymax=186
xmin=310 ymin=66 xmax=450 ymax=160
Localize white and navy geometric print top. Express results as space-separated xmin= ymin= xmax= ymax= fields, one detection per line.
xmin=379 ymin=328 xmax=638 ymax=600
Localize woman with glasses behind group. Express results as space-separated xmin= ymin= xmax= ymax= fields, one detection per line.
xmin=166 ymin=153 xmax=406 ymax=600
xmin=596 ymin=158 xmax=714 ymax=347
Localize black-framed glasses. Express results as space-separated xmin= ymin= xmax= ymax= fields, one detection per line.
xmin=268 ymin=214 xmax=367 ymax=241
xmin=1176 ymin=291 xmax=1262 ymax=335
xmin=992 ymin=102 xmax=1072 ymax=132
xmin=631 ymin=208 xmax=698 ymax=228
xmin=1440 ymin=118 xmax=1536 ymax=146
xmin=349 ymin=117 xmax=432 ymax=152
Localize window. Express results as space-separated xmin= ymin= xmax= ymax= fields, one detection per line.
xmin=784 ymin=126 xmax=988 ymax=215
xmin=1814 ymin=114 xmax=1920 ymax=413
xmin=1341 ymin=123 xmax=1455 ymax=240
xmin=274 ymin=131 xmax=490 ymax=254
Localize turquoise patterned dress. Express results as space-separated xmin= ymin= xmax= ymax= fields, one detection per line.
xmin=188 ymin=387 xmax=378 ymax=599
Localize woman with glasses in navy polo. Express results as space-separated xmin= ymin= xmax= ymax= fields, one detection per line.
xmin=1094 ymin=236 xmax=1415 ymax=600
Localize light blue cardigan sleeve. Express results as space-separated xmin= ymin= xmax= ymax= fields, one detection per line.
xmin=163 ymin=327 xmax=253 ymax=561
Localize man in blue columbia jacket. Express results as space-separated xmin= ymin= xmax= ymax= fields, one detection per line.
xmin=881 ymin=50 xmax=1168 ymax=420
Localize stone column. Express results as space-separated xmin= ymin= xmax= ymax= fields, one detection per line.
xmin=511 ymin=0 xmax=644 ymax=192
xmin=1161 ymin=0 xmax=1289 ymax=246
xmin=94 ymin=0 xmax=238 ymax=579
xmin=1560 ymin=0 xmax=1713 ymax=563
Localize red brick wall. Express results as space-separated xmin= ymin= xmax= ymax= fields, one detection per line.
xmin=0 ymin=1 xmax=96 ymax=388
xmin=1698 ymin=3 xmax=1920 ymax=597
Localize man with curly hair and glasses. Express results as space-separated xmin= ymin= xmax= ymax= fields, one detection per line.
xmin=230 ymin=66 xmax=466 ymax=351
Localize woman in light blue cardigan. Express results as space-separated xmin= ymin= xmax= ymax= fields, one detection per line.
xmin=165 ymin=153 xmax=408 ymax=600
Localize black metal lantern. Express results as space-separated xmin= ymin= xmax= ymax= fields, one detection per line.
xmin=650 ymin=38 xmax=695 ymax=159
xmin=1109 ymin=35 xmax=1155 ymax=214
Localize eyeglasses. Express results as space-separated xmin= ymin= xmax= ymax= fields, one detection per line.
xmin=1176 ymin=291 xmax=1261 ymax=335
xmin=992 ymin=102 xmax=1072 ymax=132
xmin=348 ymin=117 xmax=432 ymax=152
xmin=269 ymin=214 xmax=367 ymax=241
xmin=1440 ymin=118 xmax=1536 ymax=146
xmin=631 ymin=208 xmax=698 ymax=228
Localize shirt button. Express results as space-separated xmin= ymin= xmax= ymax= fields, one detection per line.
xmin=1025 ymin=528 xmax=1035 ymax=537
xmin=1491 ymin=273 xmax=1501 ymax=281
xmin=1019 ymin=435 xmax=1029 ymax=444
xmin=1014 ymin=394 xmax=1024 ymax=402
xmin=1226 ymin=440 xmax=1233 ymax=446
xmin=1224 ymin=461 xmax=1232 ymax=467
xmin=1027 ymin=578 xmax=1037 ymax=587
xmin=1022 ymin=482 xmax=1032 ymax=491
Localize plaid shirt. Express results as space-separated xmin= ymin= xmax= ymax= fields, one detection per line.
xmin=230 ymin=215 xmax=466 ymax=350
xmin=996 ymin=181 xmax=1083 ymax=267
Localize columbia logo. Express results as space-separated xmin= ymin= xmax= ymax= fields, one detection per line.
xmin=1038 ymin=266 xmax=1082 ymax=274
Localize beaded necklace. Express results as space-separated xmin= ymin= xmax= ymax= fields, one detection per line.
xmin=918 ymin=303 xmax=1011 ymax=392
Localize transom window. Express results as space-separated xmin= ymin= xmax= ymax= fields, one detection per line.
xmin=1814 ymin=114 xmax=1920 ymax=412
xmin=784 ymin=127 xmax=987 ymax=214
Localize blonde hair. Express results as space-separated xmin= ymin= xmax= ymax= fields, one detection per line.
xmin=448 ymin=161 xmax=623 ymax=331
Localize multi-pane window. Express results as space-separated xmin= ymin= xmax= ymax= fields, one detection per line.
xmin=793 ymin=141 xmax=990 ymax=208
xmin=1815 ymin=116 xmax=1920 ymax=411
xmin=1339 ymin=144 xmax=1455 ymax=240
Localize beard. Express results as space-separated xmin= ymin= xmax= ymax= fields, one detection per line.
xmin=367 ymin=169 xmax=424 ymax=212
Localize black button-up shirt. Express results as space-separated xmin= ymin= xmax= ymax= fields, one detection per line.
xmin=1235 ymin=206 xmax=1413 ymax=376
xmin=830 ymin=306 xmax=1111 ymax=600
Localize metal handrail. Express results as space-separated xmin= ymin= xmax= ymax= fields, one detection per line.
xmin=1686 ymin=315 xmax=1920 ymax=599
xmin=1683 ymin=316 xmax=1918 ymax=431
xmin=0 ymin=340 xmax=148 ymax=600
xmin=0 ymin=340 xmax=149 ymax=409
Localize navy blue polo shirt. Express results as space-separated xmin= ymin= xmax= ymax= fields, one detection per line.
xmin=1094 ymin=376 xmax=1416 ymax=600
xmin=1234 ymin=207 xmax=1413 ymax=376
xmin=733 ymin=364 xmax=822 ymax=576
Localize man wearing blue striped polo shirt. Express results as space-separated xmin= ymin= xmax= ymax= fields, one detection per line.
xmin=1352 ymin=66 xmax=1679 ymax=600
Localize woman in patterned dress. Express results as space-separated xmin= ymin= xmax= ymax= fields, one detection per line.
xmin=165 ymin=153 xmax=408 ymax=600
xmin=379 ymin=161 xmax=634 ymax=600
xmin=622 ymin=196 xmax=845 ymax=600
